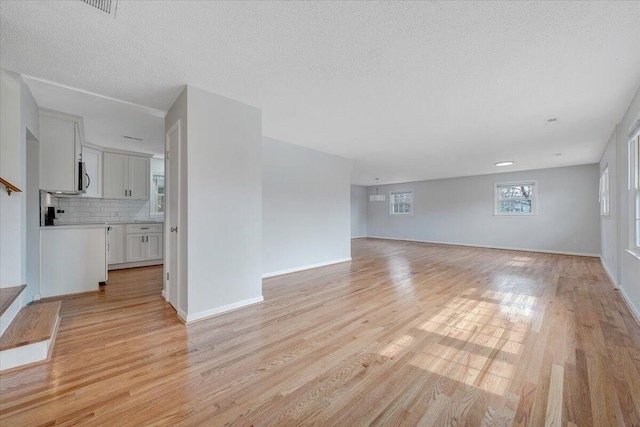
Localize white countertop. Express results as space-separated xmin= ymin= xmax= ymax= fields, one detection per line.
xmin=41 ymin=220 xmax=164 ymax=230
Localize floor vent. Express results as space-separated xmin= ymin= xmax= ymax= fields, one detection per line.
xmin=80 ymin=0 xmax=118 ymax=18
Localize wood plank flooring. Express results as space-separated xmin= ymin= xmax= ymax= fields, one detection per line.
xmin=0 ymin=301 xmax=60 ymax=350
xmin=1 ymin=238 xmax=639 ymax=426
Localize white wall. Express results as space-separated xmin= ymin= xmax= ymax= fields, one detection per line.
xmin=367 ymin=164 xmax=600 ymax=256
xmin=184 ymin=86 xmax=263 ymax=320
xmin=600 ymin=84 xmax=640 ymax=320
xmin=351 ymin=185 xmax=367 ymax=238
xmin=0 ymin=70 xmax=22 ymax=287
xmin=0 ymin=70 xmax=39 ymax=303
xmin=262 ymin=137 xmax=351 ymax=276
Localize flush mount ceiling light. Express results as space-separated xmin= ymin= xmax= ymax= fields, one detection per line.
xmin=495 ymin=161 xmax=514 ymax=167
xmin=369 ymin=178 xmax=386 ymax=202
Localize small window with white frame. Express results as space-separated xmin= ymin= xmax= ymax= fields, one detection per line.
xmin=494 ymin=181 xmax=537 ymax=215
xmin=390 ymin=190 xmax=413 ymax=215
xmin=599 ymin=166 xmax=610 ymax=216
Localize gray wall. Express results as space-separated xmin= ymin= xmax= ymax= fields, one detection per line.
xmin=351 ymin=185 xmax=367 ymax=238
xmin=187 ymin=86 xmax=262 ymax=317
xmin=600 ymin=84 xmax=640 ymax=319
xmin=367 ymin=164 xmax=600 ymax=256
xmin=263 ymin=137 xmax=351 ymax=276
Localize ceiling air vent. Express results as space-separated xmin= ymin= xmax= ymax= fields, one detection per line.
xmin=123 ymin=135 xmax=143 ymax=142
xmin=80 ymin=0 xmax=118 ymax=18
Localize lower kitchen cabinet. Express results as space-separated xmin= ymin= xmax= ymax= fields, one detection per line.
xmin=107 ymin=225 xmax=125 ymax=264
xmin=107 ymin=222 xmax=164 ymax=269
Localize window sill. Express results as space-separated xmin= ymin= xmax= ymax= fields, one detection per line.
xmin=626 ymin=249 xmax=640 ymax=261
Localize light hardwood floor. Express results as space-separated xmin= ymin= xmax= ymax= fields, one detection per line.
xmin=1 ymin=238 xmax=639 ymax=426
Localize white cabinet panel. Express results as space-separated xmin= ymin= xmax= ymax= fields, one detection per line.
xmin=146 ymin=233 xmax=163 ymax=260
xmin=103 ymin=152 xmax=128 ymax=199
xmin=107 ymin=225 xmax=125 ymax=264
xmin=102 ymin=153 xmax=149 ymax=200
xmin=39 ymin=112 xmax=77 ymax=192
xmin=129 ymin=156 xmax=150 ymax=200
xmin=126 ymin=234 xmax=146 ymax=262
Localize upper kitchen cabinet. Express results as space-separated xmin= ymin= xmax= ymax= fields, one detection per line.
xmin=103 ymin=152 xmax=150 ymax=200
xmin=39 ymin=110 xmax=82 ymax=192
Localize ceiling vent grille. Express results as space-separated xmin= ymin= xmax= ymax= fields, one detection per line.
xmin=80 ymin=0 xmax=118 ymax=18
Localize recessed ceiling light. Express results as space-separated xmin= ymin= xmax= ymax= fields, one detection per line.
xmin=495 ymin=161 xmax=514 ymax=167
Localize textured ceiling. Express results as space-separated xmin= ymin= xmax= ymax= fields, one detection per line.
xmin=1 ymin=1 xmax=640 ymax=185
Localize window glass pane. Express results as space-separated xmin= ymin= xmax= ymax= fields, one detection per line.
xmin=499 ymin=185 xmax=532 ymax=200
xmin=499 ymin=200 xmax=532 ymax=213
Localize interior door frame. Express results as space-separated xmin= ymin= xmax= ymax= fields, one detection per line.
xmin=165 ymin=120 xmax=181 ymax=313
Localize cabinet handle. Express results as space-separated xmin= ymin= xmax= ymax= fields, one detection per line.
xmin=141 ymin=227 xmax=149 ymax=230
xmin=125 ymin=189 xmax=127 ymax=197
xmin=130 ymin=190 xmax=132 ymax=197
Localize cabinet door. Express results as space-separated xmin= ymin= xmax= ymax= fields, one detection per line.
xmin=39 ymin=114 xmax=76 ymax=192
xmin=81 ymin=147 xmax=102 ymax=198
xmin=103 ymin=153 xmax=129 ymax=199
xmin=129 ymin=156 xmax=150 ymax=200
xmin=107 ymin=225 xmax=125 ymax=264
xmin=126 ymin=234 xmax=146 ymax=262
xmin=145 ymin=233 xmax=163 ymax=260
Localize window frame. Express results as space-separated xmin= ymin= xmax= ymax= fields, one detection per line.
xmin=389 ymin=189 xmax=413 ymax=215
xmin=599 ymin=165 xmax=610 ymax=217
xmin=494 ymin=180 xmax=538 ymax=216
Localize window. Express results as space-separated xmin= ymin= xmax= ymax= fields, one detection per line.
xmin=390 ymin=190 xmax=413 ymax=215
xmin=599 ymin=166 xmax=610 ymax=216
xmin=151 ymin=172 xmax=165 ymax=215
xmin=494 ymin=181 xmax=537 ymax=215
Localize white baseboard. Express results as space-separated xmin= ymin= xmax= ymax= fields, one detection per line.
xmin=617 ymin=286 xmax=640 ymax=326
xmin=366 ymin=236 xmax=600 ymax=258
xmin=351 ymin=236 xmax=367 ymax=239
xmin=183 ymin=296 xmax=264 ymax=324
xmin=262 ymin=258 xmax=352 ymax=279
xmin=161 ymin=290 xmax=166 ymax=300
xmin=600 ymin=257 xmax=618 ymax=289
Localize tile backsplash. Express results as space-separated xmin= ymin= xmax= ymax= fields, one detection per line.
xmin=41 ymin=192 xmax=157 ymax=225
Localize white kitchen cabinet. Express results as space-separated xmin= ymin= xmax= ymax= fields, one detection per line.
xmin=103 ymin=152 xmax=150 ymax=200
xmin=129 ymin=156 xmax=150 ymax=200
xmin=126 ymin=234 xmax=146 ymax=263
xmin=107 ymin=225 xmax=125 ymax=264
xmin=81 ymin=146 xmax=102 ymax=198
xmin=145 ymin=233 xmax=163 ymax=260
xmin=39 ymin=110 xmax=81 ymax=192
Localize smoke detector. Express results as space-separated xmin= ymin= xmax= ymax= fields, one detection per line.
xmin=80 ymin=0 xmax=118 ymax=18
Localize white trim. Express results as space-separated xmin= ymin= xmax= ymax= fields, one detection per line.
xmin=183 ymin=296 xmax=264 ymax=324
xmin=262 ymin=258 xmax=352 ymax=279
xmin=351 ymin=236 xmax=367 ymax=239
xmin=177 ymin=307 xmax=187 ymax=323
xmin=161 ymin=290 xmax=166 ymax=300
xmin=617 ymin=286 xmax=640 ymax=326
xmin=366 ymin=236 xmax=600 ymax=257
xmin=600 ymin=257 xmax=618 ymax=289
